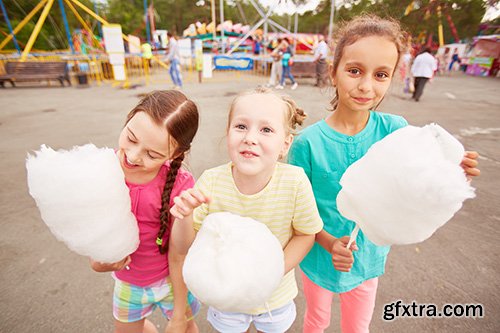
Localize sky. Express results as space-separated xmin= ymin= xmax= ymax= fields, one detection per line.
xmin=257 ymin=0 xmax=322 ymax=15
xmin=482 ymin=2 xmax=500 ymax=22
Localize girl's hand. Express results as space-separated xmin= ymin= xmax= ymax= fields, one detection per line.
xmin=331 ymin=236 xmax=358 ymax=273
xmin=170 ymin=188 xmax=210 ymax=220
xmin=90 ymin=256 xmax=131 ymax=273
xmin=461 ymin=151 xmax=480 ymax=180
xmin=165 ymin=316 xmax=188 ymax=333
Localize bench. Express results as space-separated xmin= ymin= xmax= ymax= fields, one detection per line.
xmin=0 ymin=61 xmax=71 ymax=88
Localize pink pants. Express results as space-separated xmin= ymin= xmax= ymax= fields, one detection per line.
xmin=302 ymin=272 xmax=378 ymax=333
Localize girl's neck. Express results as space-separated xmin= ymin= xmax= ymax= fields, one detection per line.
xmin=124 ymin=170 xmax=160 ymax=185
xmin=326 ymin=108 xmax=370 ymax=136
xmin=231 ymin=165 xmax=274 ymax=195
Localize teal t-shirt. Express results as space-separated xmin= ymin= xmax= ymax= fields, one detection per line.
xmin=288 ymin=111 xmax=408 ymax=293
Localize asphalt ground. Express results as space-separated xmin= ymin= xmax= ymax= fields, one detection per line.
xmin=0 ymin=70 xmax=498 ymax=332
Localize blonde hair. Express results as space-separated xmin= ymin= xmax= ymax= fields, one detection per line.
xmin=330 ymin=15 xmax=408 ymax=110
xmin=227 ymin=86 xmax=307 ymax=135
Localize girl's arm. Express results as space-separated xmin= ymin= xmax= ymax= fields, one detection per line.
xmin=283 ymin=230 xmax=315 ymax=274
xmin=316 ymin=229 xmax=358 ymax=273
xmin=89 ymin=256 xmax=130 ymax=272
xmin=170 ymin=188 xmax=210 ymax=255
xmin=170 ymin=215 xmax=196 ymax=255
xmin=166 ymin=236 xmax=189 ymax=333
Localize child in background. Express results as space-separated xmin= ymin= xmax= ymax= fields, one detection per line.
xmin=90 ymin=90 xmax=201 ymax=333
xmin=170 ymin=87 xmax=323 ymax=332
xmin=276 ymin=39 xmax=298 ymax=90
xmin=448 ymin=47 xmax=462 ymax=72
xmin=288 ymin=15 xmax=480 ymax=333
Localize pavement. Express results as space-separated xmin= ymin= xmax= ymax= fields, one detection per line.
xmin=0 ymin=71 xmax=499 ymax=332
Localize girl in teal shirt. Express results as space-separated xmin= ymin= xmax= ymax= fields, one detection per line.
xmin=288 ymin=15 xmax=480 ymax=333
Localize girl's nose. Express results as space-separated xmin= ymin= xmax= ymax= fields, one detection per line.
xmin=358 ymin=76 xmax=373 ymax=92
xmin=127 ymin=149 xmax=142 ymax=163
xmin=243 ymin=131 xmax=258 ymax=145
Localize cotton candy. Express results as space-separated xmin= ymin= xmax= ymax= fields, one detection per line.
xmin=183 ymin=212 xmax=284 ymax=312
xmin=26 ymin=144 xmax=139 ymax=263
xmin=337 ymin=123 xmax=475 ymax=246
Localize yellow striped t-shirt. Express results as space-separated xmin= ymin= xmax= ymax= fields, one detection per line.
xmin=193 ymin=162 xmax=323 ymax=314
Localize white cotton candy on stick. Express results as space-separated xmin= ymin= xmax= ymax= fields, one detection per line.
xmin=26 ymin=144 xmax=139 ymax=263
xmin=183 ymin=212 xmax=284 ymax=313
xmin=337 ymin=123 xmax=475 ymax=247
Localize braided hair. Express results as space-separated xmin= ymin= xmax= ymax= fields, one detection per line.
xmin=125 ymin=90 xmax=199 ymax=255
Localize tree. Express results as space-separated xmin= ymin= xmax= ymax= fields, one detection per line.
xmin=296 ymin=0 xmax=487 ymax=43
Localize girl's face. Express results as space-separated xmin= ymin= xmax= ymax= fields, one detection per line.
xmin=118 ymin=111 xmax=173 ymax=183
xmin=332 ymin=36 xmax=398 ymax=114
xmin=227 ymin=94 xmax=293 ymax=180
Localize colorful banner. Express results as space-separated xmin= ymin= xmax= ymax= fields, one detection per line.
xmin=466 ymin=57 xmax=494 ymax=77
xmin=213 ymin=55 xmax=253 ymax=70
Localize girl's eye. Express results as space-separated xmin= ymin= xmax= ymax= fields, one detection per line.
xmin=235 ymin=124 xmax=246 ymax=130
xmin=348 ymin=68 xmax=361 ymax=75
xmin=127 ymin=136 xmax=137 ymax=143
xmin=147 ymin=152 xmax=157 ymax=159
xmin=376 ymin=72 xmax=389 ymax=79
xmin=262 ymin=127 xmax=273 ymax=133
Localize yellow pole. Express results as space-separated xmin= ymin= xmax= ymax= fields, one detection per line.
xmin=70 ymin=0 xmax=138 ymax=47
xmin=210 ymin=0 xmax=216 ymax=41
xmin=70 ymin=0 xmax=107 ymax=25
xmin=143 ymin=58 xmax=149 ymax=86
xmin=437 ymin=5 xmax=444 ymax=47
xmin=0 ymin=0 xmax=48 ymax=50
xmin=21 ymin=0 xmax=55 ymax=61
xmin=63 ymin=0 xmax=98 ymax=46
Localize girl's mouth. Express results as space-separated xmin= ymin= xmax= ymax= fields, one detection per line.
xmin=353 ymin=97 xmax=372 ymax=103
xmin=240 ymin=150 xmax=258 ymax=158
xmin=123 ymin=154 xmax=139 ymax=168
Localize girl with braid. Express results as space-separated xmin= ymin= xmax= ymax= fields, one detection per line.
xmin=90 ymin=90 xmax=201 ymax=333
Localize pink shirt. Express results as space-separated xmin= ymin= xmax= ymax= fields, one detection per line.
xmin=114 ymin=163 xmax=195 ymax=286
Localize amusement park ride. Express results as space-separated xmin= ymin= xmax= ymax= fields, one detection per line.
xmin=0 ymin=0 xmax=322 ymax=59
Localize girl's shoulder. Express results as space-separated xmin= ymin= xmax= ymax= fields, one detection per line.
xmin=161 ymin=161 xmax=195 ymax=184
xmin=295 ymin=120 xmax=324 ymax=139
xmin=276 ymin=162 xmax=309 ymax=183
xmin=371 ymin=111 xmax=408 ymax=132
xmin=196 ymin=162 xmax=232 ymax=183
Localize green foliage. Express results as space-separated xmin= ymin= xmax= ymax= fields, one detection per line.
xmin=306 ymin=0 xmax=486 ymax=42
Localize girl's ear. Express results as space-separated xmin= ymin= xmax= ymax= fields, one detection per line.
xmin=280 ymin=134 xmax=294 ymax=159
xmin=329 ymin=63 xmax=336 ymax=87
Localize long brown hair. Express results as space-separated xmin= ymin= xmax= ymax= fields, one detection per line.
xmin=330 ymin=15 xmax=408 ymax=110
xmin=125 ymin=90 xmax=199 ymax=254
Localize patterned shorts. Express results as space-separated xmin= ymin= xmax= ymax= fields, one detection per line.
xmin=113 ymin=276 xmax=201 ymax=323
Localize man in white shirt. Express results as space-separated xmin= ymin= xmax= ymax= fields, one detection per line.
xmin=411 ymin=47 xmax=437 ymax=102
xmin=313 ymin=35 xmax=329 ymax=87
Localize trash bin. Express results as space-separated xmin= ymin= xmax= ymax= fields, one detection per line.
xmin=77 ymin=73 xmax=88 ymax=85
xmin=77 ymin=63 xmax=90 ymax=87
